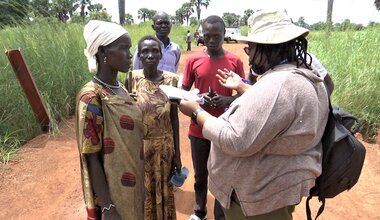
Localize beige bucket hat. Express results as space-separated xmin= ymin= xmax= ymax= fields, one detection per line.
xmin=236 ymin=9 xmax=309 ymax=44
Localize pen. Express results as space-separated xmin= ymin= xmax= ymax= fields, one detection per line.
xmin=241 ymin=77 xmax=250 ymax=84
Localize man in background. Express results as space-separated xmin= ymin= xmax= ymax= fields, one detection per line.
xmin=133 ymin=11 xmax=181 ymax=73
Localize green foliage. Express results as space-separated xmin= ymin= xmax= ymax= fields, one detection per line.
xmin=190 ymin=0 xmax=210 ymax=22
xmin=180 ymin=2 xmax=194 ymax=26
xmin=189 ymin=17 xmax=198 ymax=26
xmin=308 ymin=27 xmax=380 ymax=141
xmin=241 ymin=9 xmax=254 ymax=25
xmin=0 ymin=21 xmax=87 ymax=156
xmin=222 ymin=12 xmax=241 ymax=27
xmin=137 ymin=8 xmax=156 ymax=23
xmin=0 ymin=0 xmax=30 ymax=27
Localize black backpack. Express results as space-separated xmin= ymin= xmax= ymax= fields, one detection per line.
xmin=306 ymin=102 xmax=366 ymax=220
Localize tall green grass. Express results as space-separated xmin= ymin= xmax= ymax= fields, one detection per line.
xmin=308 ymin=28 xmax=380 ymax=141
xmin=0 ymin=21 xmax=379 ymax=163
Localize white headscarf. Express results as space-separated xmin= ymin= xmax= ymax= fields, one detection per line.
xmin=83 ymin=20 xmax=128 ymax=72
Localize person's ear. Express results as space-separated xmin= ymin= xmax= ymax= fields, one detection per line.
xmin=151 ymin=24 xmax=155 ymax=31
xmin=98 ymin=46 xmax=105 ymax=55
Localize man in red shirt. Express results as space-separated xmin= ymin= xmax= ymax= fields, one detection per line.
xmin=182 ymin=15 xmax=245 ymax=220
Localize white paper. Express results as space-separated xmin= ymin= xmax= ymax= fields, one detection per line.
xmin=159 ymin=85 xmax=204 ymax=104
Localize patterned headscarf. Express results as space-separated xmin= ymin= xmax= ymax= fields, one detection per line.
xmin=83 ymin=20 xmax=128 ymax=72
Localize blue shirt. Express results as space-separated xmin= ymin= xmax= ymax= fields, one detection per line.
xmin=133 ymin=38 xmax=181 ymax=73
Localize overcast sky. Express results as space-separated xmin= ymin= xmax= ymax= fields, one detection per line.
xmin=94 ymin=0 xmax=380 ymax=25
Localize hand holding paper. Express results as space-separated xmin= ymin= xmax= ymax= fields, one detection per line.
xmin=159 ymin=85 xmax=204 ymax=104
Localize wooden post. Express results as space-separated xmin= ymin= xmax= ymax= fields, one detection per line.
xmin=5 ymin=48 xmax=51 ymax=132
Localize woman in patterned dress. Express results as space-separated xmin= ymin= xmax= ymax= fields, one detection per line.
xmin=126 ymin=35 xmax=182 ymax=220
xmin=76 ymin=20 xmax=144 ymax=220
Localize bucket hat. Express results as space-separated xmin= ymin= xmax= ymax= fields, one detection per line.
xmin=237 ymin=9 xmax=309 ymax=44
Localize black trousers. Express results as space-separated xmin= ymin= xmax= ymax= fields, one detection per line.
xmin=187 ymin=42 xmax=191 ymax=51
xmin=189 ymin=135 xmax=225 ymax=220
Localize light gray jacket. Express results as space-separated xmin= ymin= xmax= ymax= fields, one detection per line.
xmin=202 ymin=64 xmax=329 ymax=216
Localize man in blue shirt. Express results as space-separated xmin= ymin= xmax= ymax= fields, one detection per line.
xmin=133 ymin=11 xmax=181 ymax=73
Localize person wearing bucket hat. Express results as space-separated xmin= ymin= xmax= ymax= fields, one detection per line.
xmin=76 ymin=20 xmax=145 ymax=220
xmin=181 ymin=15 xmax=245 ymax=220
xmin=178 ymin=9 xmax=330 ymax=220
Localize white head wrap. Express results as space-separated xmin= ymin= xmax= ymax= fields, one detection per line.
xmin=83 ymin=20 xmax=128 ymax=72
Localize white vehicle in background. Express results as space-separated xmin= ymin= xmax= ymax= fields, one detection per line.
xmin=224 ymin=27 xmax=241 ymax=43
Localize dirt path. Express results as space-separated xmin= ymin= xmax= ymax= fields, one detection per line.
xmin=1 ymin=44 xmax=380 ymax=220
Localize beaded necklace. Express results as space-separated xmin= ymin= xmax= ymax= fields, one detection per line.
xmin=93 ymin=75 xmax=122 ymax=95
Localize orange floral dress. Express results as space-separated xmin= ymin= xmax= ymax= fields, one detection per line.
xmin=130 ymin=70 xmax=179 ymax=220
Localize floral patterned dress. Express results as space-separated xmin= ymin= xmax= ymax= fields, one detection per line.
xmin=130 ymin=70 xmax=179 ymax=220
xmin=76 ymin=81 xmax=145 ymax=220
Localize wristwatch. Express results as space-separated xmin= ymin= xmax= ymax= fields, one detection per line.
xmin=191 ymin=108 xmax=204 ymax=125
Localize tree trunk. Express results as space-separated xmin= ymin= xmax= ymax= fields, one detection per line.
xmin=326 ymin=0 xmax=334 ymax=35
xmin=118 ymin=0 xmax=125 ymax=25
xmin=197 ymin=7 xmax=201 ymax=23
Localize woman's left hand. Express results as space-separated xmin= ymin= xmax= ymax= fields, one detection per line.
xmin=171 ymin=154 xmax=182 ymax=175
xmin=179 ymin=99 xmax=200 ymax=117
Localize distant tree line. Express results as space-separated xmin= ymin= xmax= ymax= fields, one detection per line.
xmin=294 ymin=16 xmax=380 ymax=31
xmin=1 ymin=0 xmax=379 ymax=29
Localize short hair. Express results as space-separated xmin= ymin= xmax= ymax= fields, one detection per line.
xmin=202 ymin=15 xmax=225 ymax=30
xmin=137 ymin=35 xmax=162 ymax=56
xmin=152 ymin=11 xmax=170 ymax=23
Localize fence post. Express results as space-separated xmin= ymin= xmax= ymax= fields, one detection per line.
xmin=5 ymin=48 xmax=51 ymax=132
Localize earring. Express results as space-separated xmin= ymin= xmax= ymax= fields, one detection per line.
xmin=103 ymin=56 xmax=107 ymax=64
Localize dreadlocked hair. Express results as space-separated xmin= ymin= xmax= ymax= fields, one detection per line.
xmin=252 ymin=36 xmax=312 ymax=71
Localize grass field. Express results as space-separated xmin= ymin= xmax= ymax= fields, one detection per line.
xmin=0 ymin=20 xmax=379 ymax=163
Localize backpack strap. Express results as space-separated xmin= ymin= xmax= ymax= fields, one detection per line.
xmin=306 ymin=196 xmax=326 ymax=220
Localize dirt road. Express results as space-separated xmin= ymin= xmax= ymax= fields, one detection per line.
xmin=1 ymin=44 xmax=379 ymax=220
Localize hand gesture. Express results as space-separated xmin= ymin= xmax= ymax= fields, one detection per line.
xmin=211 ymin=94 xmax=232 ymax=108
xmin=216 ymin=68 xmax=243 ymax=90
xmin=199 ymin=92 xmax=215 ymax=109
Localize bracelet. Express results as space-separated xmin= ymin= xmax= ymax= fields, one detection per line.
xmin=102 ymin=203 xmax=116 ymax=213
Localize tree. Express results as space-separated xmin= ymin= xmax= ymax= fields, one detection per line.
xmin=125 ymin=13 xmax=134 ymax=25
xmin=326 ymin=0 xmax=334 ymax=35
xmin=175 ymin=8 xmax=185 ymax=24
xmin=51 ymin=0 xmax=80 ymax=22
xmin=242 ymin=9 xmax=254 ymax=25
xmin=79 ymin=0 xmax=91 ymax=23
xmin=88 ymin=3 xmax=103 ymax=12
xmin=0 ymin=0 xmax=30 ymax=27
xmin=190 ymin=0 xmax=210 ymax=24
xmin=190 ymin=17 xmax=198 ymax=26
xmin=30 ymin=0 xmax=51 ymax=17
xmin=118 ymin=0 xmax=125 ymax=24
xmin=89 ymin=10 xmax=111 ymax=21
xmin=137 ymin=8 xmax=149 ymax=22
xmin=375 ymin=0 xmax=380 ymax=10
xmin=310 ymin=21 xmax=327 ymax=31
xmin=222 ymin=12 xmax=240 ymax=27
xmin=295 ymin=16 xmax=309 ymax=29
xmin=137 ymin=8 xmax=156 ymax=22
xmin=180 ymin=2 xmax=194 ymax=26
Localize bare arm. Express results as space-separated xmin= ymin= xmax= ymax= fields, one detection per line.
xmin=170 ymin=104 xmax=182 ymax=174
xmin=85 ymin=153 xmax=121 ymax=219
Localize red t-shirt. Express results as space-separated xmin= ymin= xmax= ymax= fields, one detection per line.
xmin=182 ymin=50 xmax=245 ymax=138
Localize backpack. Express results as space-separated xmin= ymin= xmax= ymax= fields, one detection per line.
xmin=306 ymin=102 xmax=366 ymax=220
